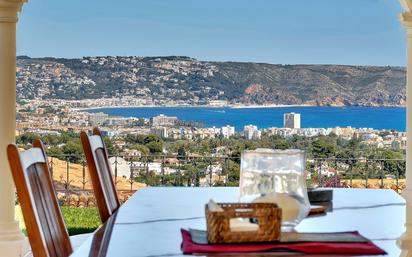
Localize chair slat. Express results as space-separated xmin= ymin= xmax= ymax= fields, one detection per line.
xmin=20 ymin=148 xmax=45 ymax=170
xmin=81 ymin=128 xmax=120 ymax=223
xmin=89 ymin=135 xmax=104 ymax=151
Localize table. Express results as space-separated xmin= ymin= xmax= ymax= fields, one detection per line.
xmin=70 ymin=188 xmax=406 ymax=256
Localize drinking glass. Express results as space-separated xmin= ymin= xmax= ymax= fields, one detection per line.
xmin=239 ymin=148 xmax=310 ymax=231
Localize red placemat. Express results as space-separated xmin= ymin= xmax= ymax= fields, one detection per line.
xmin=181 ymin=229 xmax=386 ymax=255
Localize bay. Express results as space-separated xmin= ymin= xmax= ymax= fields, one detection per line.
xmin=85 ymin=106 xmax=406 ymax=132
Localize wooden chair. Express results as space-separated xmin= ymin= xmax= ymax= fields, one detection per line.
xmin=80 ymin=128 xmax=120 ymax=223
xmin=7 ymin=140 xmax=73 ymax=257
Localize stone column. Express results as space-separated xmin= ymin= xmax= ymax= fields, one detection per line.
xmin=399 ymin=9 xmax=412 ymax=250
xmin=0 ymin=1 xmax=29 ymax=256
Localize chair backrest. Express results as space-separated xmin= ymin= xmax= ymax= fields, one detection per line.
xmin=7 ymin=140 xmax=72 ymax=257
xmin=80 ymin=128 xmax=120 ymax=223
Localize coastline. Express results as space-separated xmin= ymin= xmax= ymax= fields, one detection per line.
xmin=230 ymin=104 xmax=314 ymax=109
xmin=76 ymin=104 xmax=315 ymax=111
xmin=76 ymin=103 xmax=405 ymax=112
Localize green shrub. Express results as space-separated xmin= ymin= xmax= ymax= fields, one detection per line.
xmin=16 ymin=206 xmax=101 ymax=236
xmin=61 ymin=207 xmax=101 ymax=235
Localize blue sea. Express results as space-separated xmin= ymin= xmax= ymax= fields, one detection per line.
xmin=85 ymin=106 xmax=406 ymax=132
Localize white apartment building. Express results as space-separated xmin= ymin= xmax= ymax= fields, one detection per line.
xmin=106 ymin=117 xmax=128 ymax=127
xmin=150 ymin=127 xmax=169 ymax=138
xmin=392 ymin=137 xmax=407 ymax=150
xmin=151 ymin=114 xmax=178 ymax=127
xmin=284 ymin=112 xmax=301 ymax=129
xmin=220 ymin=125 xmax=235 ymax=138
xmin=244 ymin=125 xmax=261 ymax=140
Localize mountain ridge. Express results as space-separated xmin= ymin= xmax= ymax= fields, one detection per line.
xmin=16 ymin=55 xmax=406 ymax=107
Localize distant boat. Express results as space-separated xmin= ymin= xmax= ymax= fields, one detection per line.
xmin=212 ymin=110 xmax=226 ymax=113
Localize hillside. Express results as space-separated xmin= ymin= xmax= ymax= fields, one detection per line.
xmin=16 ymin=56 xmax=406 ymax=106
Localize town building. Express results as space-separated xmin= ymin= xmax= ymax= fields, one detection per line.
xmin=123 ymin=149 xmax=143 ymax=159
xmin=208 ymin=100 xmax=228 ymax=107
xmin=88 ymin=112 xmax=109 ymax=126
xmin=392 ymin=137 xmax=407 ymax=150
xmin=220 ymin=125 xmax=235 ymax=138
xmin=243 ymin=125 xmax=261 ymax=140
xmin=150 ymin=127 xmax=169 ymax=138
xmin=151 ymin=114 xmax=178 ymax=127
xmin=284 ymin=112 xmax=301 ymax=129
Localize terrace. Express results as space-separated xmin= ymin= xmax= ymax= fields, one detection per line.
xmin=0 ymin=0 xmax=412 ymax=256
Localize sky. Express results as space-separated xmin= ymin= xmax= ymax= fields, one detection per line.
xmin=17 ymin=0 xmax=407 ymax=66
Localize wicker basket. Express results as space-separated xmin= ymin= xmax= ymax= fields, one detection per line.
xmin=205 ymin=202 xmax=282 ymax=244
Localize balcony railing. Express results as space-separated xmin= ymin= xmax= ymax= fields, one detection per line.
xmin=46 ymin=154 xmax=406 ymax=206
xmin=310 ymin=158 xmax=405 ymax=190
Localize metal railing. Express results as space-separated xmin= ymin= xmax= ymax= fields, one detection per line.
xmin=47 ymin=154 xmax=406 ymax=198
xmin=310 ymin=158 xmax=405 ymax=191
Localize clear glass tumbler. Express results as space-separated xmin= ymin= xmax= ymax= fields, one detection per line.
xmin=239 ymin=148 xmax=310 ymax=231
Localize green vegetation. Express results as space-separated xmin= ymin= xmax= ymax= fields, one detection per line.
xmin=61 ymin=207 xmax=101 ymax=235
xmin=19 ymin=130 xmax=404 ymax=164
xmin=16 ymin=131 xmax=121 ymax=163
xmin=16 ymin=206 xmax=101 ymax=236
xmin=125 ymin=134 xmax=164 ymax=155
xmin=126 ymin=133 xmax=404 ymax=187
xmin=16 ymin=130 xmax=405 ymax=186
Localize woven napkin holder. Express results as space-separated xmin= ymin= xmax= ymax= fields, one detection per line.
xmin=205 ymin=202 xmax=282 ymax=244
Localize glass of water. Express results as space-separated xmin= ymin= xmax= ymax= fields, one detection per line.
xmin=239 ymin=148 xmax=310 ymax=231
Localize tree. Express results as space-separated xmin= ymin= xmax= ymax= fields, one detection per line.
xmin=273 ymin=139 xmax=289 ymax=150
xmin=62 ymin=140 xmax=83 ymax=163
xmin=104 ymin=137 xmax=119 ymax=156
xmin=336 ymin=149 xmax=357 ymax=165
xmin=60 ymin=131 xmax=80 ymax=143
xmin=135 ymin=171 xmax=161 ymax=186
xmin=177 ymin=146 xmax=187 ymax=160
xmin=144 ymin=134 xmax=162 ymax=144
xmin=17 ymin=132 xmax=39 ymax=144
xmin=381 ymin=150 xmax=405 ymax=178
xmin=47 ymin=146 xmax=63 ymax=156
xmin=347 ymin=137 xmax=361 ymax=151
xmin=222 ymin=159 xmax=240 ymax=186
xmin=146 ymin=141 xmax=163 ymax=154
xmin=288 ymin=135 xmax=311 ymax=149
xmin=199 ymin=140 xmax=211 ymax=154
xmin=125 ymin=134 xmax=146 ymax=145
xmin=311 ymin=138 xmax=336 ymax=158
xmin=131 ymin=144 xmax=150 ymax=156
xmin=42 ymin=134 xmax=60 ymax=145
